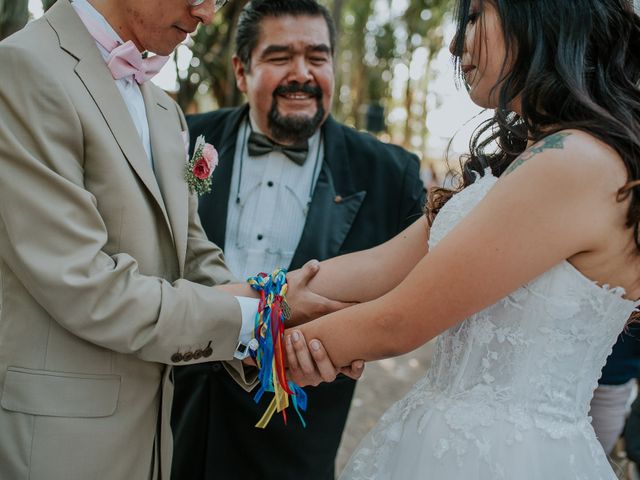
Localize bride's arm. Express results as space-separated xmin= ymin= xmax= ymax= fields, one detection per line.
xmin=288 ymin=215 xmax=430 ymax=303
xmin=213 ymin=214 xmax=429 ymax=306
xmin=289 ymin=131 xmax=628 ymax=367
xmin=210 ymin=219 xmax=429 ymax=328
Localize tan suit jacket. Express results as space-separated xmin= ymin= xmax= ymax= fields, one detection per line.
xmin=0 ymin=1 xmax=254 ymax=478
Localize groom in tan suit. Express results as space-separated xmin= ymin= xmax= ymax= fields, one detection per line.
xmin=0 ymin=0 xmax=348 ymax=478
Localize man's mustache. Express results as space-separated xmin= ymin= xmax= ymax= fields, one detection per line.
xmin=273 ymin=83 xmax=322 ymax=98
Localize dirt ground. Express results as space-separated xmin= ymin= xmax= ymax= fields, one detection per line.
xmin=335 ymin=341 xmax=435 ymax=474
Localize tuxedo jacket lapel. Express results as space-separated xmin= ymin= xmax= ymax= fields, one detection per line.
xmin=289 ymin=163 xmax=365 ymax=269
xmin=47 ymin=0 xmax=172 ymax=239
xmin=197 ymin=105 xmax=249 ymax=249
xmin=290 ymin=116 xmax=366 ymax=269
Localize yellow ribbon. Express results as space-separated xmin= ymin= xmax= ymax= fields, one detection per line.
xmin=255 ymin=358 xmax=290 ymax=428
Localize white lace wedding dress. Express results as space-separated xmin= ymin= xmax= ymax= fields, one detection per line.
xmin=340 ymin=172 xmax=639 ymax=480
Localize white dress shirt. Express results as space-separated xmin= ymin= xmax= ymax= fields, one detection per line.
xmin=224 ymin=117 xmax=323 ymax=280
xmin=72 ymin=0 xmax=257 ymax=349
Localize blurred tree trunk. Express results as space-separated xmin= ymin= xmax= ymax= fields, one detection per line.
xmin=331 ymin=0 xmax=345 ymax=38
xmin=417 ymin=56 xmax=433 ymax=161
xmin=177 ymin=0 xmax=250 ymax=112
xmin=0 ymin=0 xmax=28 ymax=41
xmin=398 ymin=0 xmax=447 ymax=152
xmin=217 ymin=1 xmax=249 ymax=107
xmin=403 ymin=47 xmax=416 ymax=146
xmin=343 ymin=0 xmax=373 ymax=129
xmin=329 ymin=0 xmax=346 ymax=113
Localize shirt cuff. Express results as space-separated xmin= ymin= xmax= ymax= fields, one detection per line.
xmin=235 ymin=296 xmax=259 ymax=344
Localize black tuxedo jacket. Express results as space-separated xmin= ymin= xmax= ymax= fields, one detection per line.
xmin=171 ymin=105 xmax=426 ymax=480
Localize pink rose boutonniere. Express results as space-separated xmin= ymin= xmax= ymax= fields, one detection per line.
xmin=184 ymin=135 xmax=218 ymax=195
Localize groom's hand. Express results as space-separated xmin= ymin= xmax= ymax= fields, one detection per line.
xmin=285 ymin=330 xmax=365 ymax=387
xmin=286 ymin=260 xmax=353 ymax=327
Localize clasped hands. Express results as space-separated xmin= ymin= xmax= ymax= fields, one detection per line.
xmin=216 ymin=260 xmax=364 ymax=386
xmin=282 ymin=260 xmax=364 ymax=387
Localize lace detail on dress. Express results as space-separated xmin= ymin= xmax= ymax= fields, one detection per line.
xmin=341 ymin=171 xmax=640 ymax=480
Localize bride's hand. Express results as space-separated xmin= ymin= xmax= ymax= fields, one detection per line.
xmin=284 ymin=329 xmax=364 ymax=387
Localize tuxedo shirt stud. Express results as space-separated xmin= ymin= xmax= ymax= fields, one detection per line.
xmin=224 ymin=119 xmax=323 ymax=279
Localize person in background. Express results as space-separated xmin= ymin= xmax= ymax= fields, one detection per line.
xmin=590 ymin=328 xmax=640 ymax=456
xmin=170 ymin=1 xmax=426 ymax=479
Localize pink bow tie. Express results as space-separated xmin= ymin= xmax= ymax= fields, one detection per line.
xmin=73 ymin=4 xmax=169 ymax=84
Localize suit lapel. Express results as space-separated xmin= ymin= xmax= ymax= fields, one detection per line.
xmin=47 ymin=0 xmax=172 ymax=236
xmin=141 ymin=84 xmax=188 ymax=272
xmin=290 ymin=116 xmax=366 ymax=269
xmin=198 ymin=106 xmax=249 ymax=249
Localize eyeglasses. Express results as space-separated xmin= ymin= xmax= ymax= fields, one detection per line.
xmin=187 ymin=0 xmax=230 ymax=9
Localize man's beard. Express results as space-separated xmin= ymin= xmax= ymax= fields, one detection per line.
xmin=267 ymin=83 xmax=325 ymax=145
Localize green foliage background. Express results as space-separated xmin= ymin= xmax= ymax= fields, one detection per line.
xmin=1 ymin=0 xmax=451 ymax=154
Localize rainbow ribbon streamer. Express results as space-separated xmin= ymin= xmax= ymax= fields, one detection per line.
xmin=248 ymin=269 xmax=307 ymax=429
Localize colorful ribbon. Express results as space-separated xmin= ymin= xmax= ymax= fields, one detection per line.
xmin=248 ymin=269 xmax=307 ymax=428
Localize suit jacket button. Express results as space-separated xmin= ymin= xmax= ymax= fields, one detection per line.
xmin=171 ymin=353 xmax=183 ymax=363
xmin=203 ymin=347 xmax=213 ymax=358
xmin=193 ymin=349 xmax=203 ymax=360
xmin=334 ymin=195 xmax=343 ymax=204
xmin=183 ymin=351 xmax=194 ymax=362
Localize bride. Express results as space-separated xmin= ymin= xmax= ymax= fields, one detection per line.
xmin=283 ymin=0 xmax=640 ymax=478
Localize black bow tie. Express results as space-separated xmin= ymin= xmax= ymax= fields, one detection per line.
xmin=247 ymin=132 xmax=309 ymax=166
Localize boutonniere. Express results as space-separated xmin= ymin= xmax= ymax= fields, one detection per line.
xmin=184 ymin=135 xmax=218 ymax=195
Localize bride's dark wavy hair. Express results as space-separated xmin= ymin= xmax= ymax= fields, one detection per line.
xmin=428 ymin=0 xmax=640 ymax=250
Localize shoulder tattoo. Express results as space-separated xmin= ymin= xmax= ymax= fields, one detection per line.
xmin=504 ymin=132 xmax=572 ymax=176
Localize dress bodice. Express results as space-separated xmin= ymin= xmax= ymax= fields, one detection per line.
xmin=340 ymin=171 xmax=639 ymax=480
xmin=420 ymin=171 xmax=638 ymax=436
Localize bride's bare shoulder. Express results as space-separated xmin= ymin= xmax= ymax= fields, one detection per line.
xmin=503 ymin=129 xmax=628 ymax=191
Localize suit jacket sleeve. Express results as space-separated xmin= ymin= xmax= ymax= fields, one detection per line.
xmin=0 ymin=43 xmax=243 ymax=367
xmin=184 ymin=181 xmax=257 ymax=388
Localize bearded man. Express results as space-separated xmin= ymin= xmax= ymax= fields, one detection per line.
xmin=170 ymin=1 xmax=426 ymax=479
